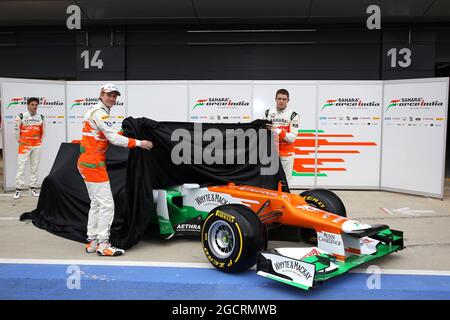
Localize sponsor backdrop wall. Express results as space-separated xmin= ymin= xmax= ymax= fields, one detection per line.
xmin=381 ymin=78 xmax=449 ymax=198
xmin=66 ymin=81 xmax=127 ymax=142
xmin=189 ymin=81 xmax=253 ymax=123
xmin=0 ymin=78 xmax=448 ymax=198
xmin=1 ymin=79 xmax=66 ymax=191
xmin=316 ymin=82 xmax=383 ymax=189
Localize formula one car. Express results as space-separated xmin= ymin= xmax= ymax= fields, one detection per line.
xmin=152 ymin=182 xmax=404 ymax=290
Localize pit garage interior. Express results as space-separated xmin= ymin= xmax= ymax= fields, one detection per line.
xmin=1 ymin=0 xmax=450 ymax=300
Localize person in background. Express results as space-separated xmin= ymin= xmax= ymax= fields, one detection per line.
xmin=78 ymin=83 xmax=153 ymax=256
xmin=14 ymin=97 xmax=45 ymax=199
xmin=265 ymin=89 xmax=300 ymax=188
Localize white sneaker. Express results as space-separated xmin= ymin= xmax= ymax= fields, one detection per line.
xmin=30 ymin=188 xmax=40 ymax=197
xmin=85 ymin=239 xmax=98 ymax=253
xmin=13 ymin=190 xmax=21 ymax=199
xmin=96 ymin=242 xmax=125 ymax=256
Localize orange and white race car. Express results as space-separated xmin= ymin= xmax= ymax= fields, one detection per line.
xmin=152 ymin=182 xmax=404 ymax=290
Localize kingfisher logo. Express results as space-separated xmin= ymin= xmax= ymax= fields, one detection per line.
xmin=385 ymin=97 xmax=444 ymax=111
xmin=322 ymin=98 xmax=380 ymax=111
xmin=192 ymin=97 xmax=250 ymax=110
xmin=7 ymin=98 xmax=24 ymax=109
xmin=7 ymin=97 xmax=63 ymax=109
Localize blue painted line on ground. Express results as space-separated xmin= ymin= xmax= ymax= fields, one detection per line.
xmin=1 ymin=263 xmax=450 ymax=300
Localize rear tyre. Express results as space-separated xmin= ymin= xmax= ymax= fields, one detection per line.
xmin=201 ymin=204 xmax=266 ymax=273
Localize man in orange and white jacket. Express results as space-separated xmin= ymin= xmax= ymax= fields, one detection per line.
xmin=14 ymin=97 xmax=45 ymax=199
xmin=78 ymin=83 xmax=153 ymax=256
xmin=265 ymin=89 xmax=300 ymax=188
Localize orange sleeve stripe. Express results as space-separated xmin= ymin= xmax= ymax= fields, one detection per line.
xmin=127 ymin=138 xmax=137 ymax=148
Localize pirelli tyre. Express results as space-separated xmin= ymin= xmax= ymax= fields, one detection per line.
xmin=300 ymin=189 xmax=347 ymax=243
xmin=201 ymin=204 xmax=267 ymax=273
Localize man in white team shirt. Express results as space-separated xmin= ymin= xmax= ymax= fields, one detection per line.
xmin=265 ymin=89 xmax=300 ymax=188
xmin=78 ymin=83 xmax=153 ymax=256
xmin=13 ymin=97 xmax=45 ymax=199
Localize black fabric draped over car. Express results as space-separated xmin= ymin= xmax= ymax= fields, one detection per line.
xmin=21 ymin=118 xmax=289 ymax=249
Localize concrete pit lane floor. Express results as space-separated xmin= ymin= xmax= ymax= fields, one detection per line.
xmin=1 ymin=158 xmax=449 ymax=299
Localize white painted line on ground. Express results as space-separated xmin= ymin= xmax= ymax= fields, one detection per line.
xmin=0 ymin=258 xmax=214 ymax=269
xmin=379 ymin=207 xmax=393 ymax=215
xmin=0 ymin=217 xmax=19 ymax=221
xmin=1 ymin=258 xmax=450 ymax=276
xmin=351 ymin=268 xmax=450 ymax=276
xmin=393 ymin=207 xmax=410 ymax=211
xmin=0 ymin=194 xmax=38 ymax=198
xmin=386 ymin=207 xmax=436 ymax=216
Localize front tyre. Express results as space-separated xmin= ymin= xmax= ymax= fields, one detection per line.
xmin=300 ymin=189 xmax=347 ymax=243
xmin=201 ymin=204 xmax=266 ymax=273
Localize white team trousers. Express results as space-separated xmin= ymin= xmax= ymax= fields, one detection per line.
xmin=280 ymin=155 xmax=294 ymax=188
xmin=84 ymin=181 xmax=115 ymax=243
xmin=16 ymin=145 xmax=41 ymax=189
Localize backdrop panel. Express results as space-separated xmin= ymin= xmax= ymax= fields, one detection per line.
xmin=316 ymin=82 xmax=383 ymax=188
xmin=1 ymin=78 xmax=447 ymax=197
xmin=126 ymin=81 xmax=188 ymax=121
xmin=253 ymin=81 xmax=318 ymax=188
xmin=381 ymin=78 xmax=449 ymax=198
xmin=66 ymin=81 xmax=127 ymax=142
xmin=189 ymin=81 xmax=253 ymax=123
xmin=1 ymin=80 xmax=66 ymax=191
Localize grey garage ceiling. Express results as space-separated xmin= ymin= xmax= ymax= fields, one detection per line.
xmin=0 ymin=0 xmax=449 ymax=26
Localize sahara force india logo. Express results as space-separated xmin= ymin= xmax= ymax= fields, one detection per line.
xmin=192 ymin=98 xmax=250 ymax=110
xmin=70 ymin=98 xmax=124 ymax=109
xmin=322 ymin=98 xmax=380 ymax=111
xmin=386 ymin=98 xmax=444 ymax=111
xmin=7 ymin=98 xmax=24 ymax=108
xmin=7 ymin=97 xmax=63 ymax=109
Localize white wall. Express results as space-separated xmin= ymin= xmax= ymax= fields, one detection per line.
xmin=0 ymin=78 xmax=447 ymax=198
xmin=127 ymin=81 xmax=188 ymax=121
xmin=381 ymin=78 xmax=449 ymax=198
xmin=316 ymin=81 xmax=383 ymax=189
xmin=1 ymin=79 xmax=66 ymax=191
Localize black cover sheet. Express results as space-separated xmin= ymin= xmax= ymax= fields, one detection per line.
xmin=23 ymin=118 xmax=288 ymax=249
